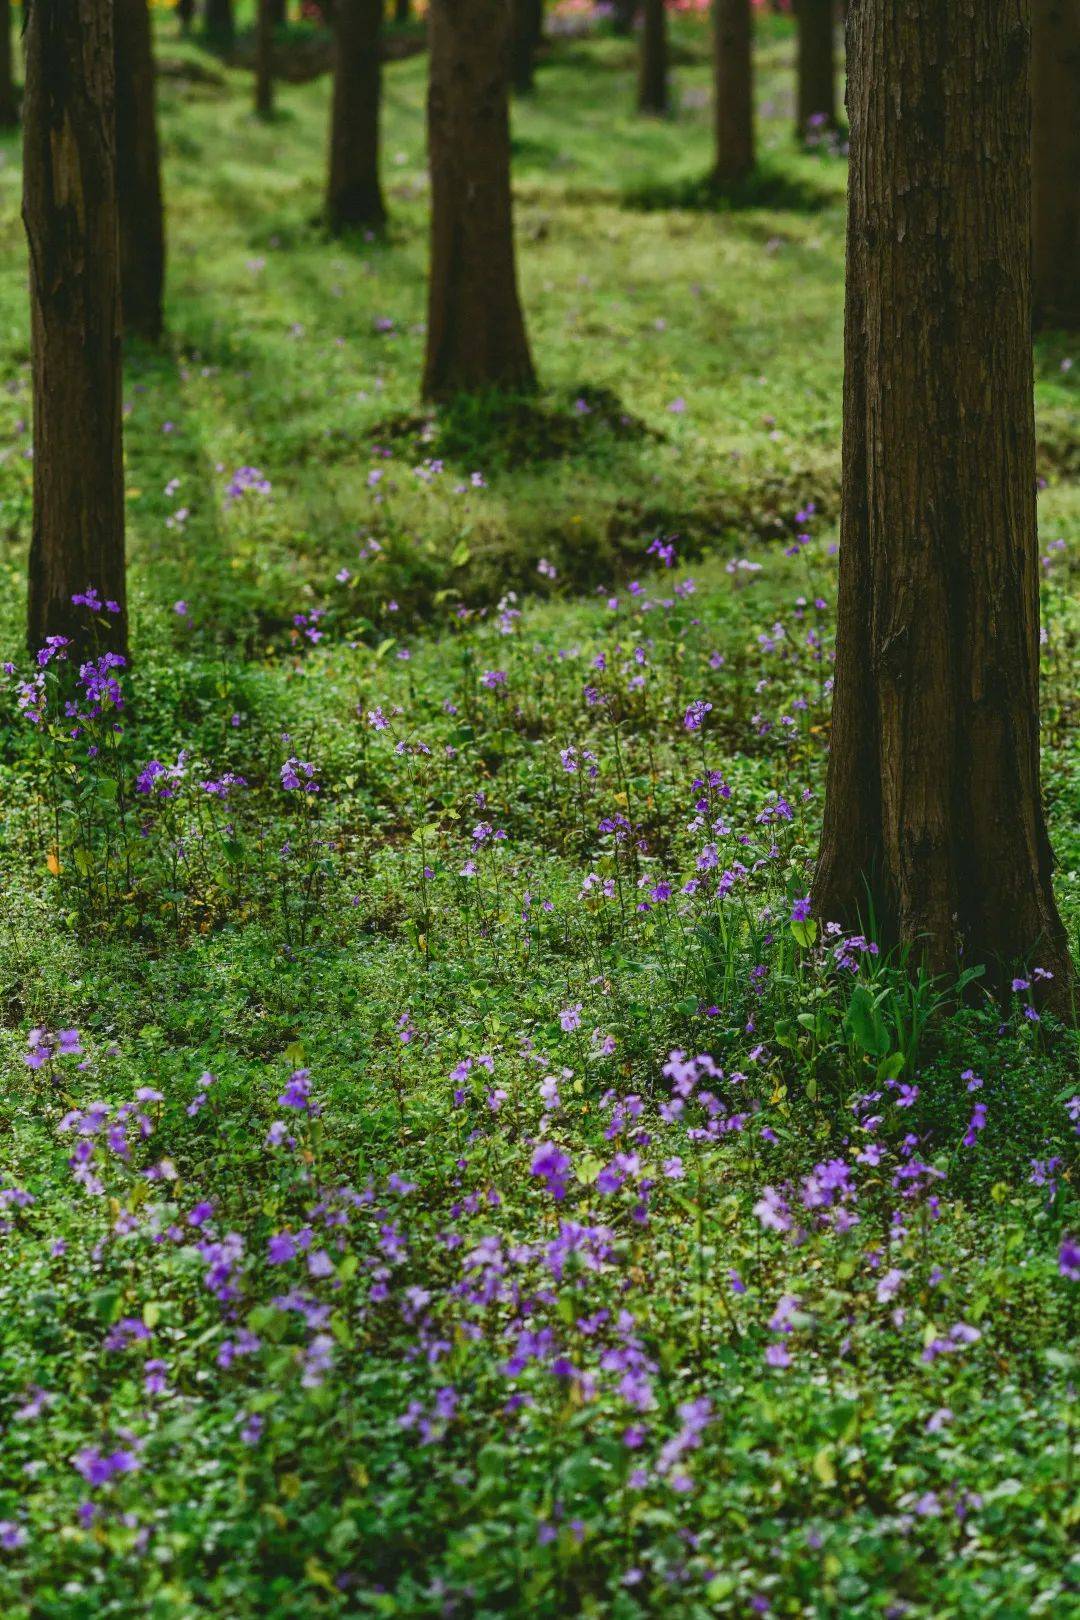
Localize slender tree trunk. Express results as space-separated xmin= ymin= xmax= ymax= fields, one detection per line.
xmin=255 ymin=0 xmax=274 ymax=117
xmin=612 ymin=0 xmax=637 ymax=34
xmin=795 ymin=0 xmax=835 ymax=137
xmin=395 ymin=0 xmax=410 ymax=21
xmin=115 ymin=0 xmax=166 ymax=342
xmin=326 ymin=0 xmax=385 ymax=232
xmin=204 ymin=0 xmax=235 ymax=45
xmin=510 ymin=0 xmax=543 ymax=94
xmin=713 ymin=0 xmax=753 ymax=185
xmin=423 ymin=0 xmax=536 ymax=400
xmin=0 ymin=0 xmax=17 ymax=128
xmin=23 ymin=0 xmax=127 ymax=657
xmin=638 ymin=0 xmax=668 ymax=114
xmin=1032 ymin=0 xmax=1080 ymax=329
xmin=270 ymin=0 xmax=287 ymax=23
xmin=812 ymin=0 xmax=1072 ymax=1005
xmin=177 ymin=0 xmax=196 ymax=30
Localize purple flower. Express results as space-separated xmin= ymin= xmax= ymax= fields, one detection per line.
xmin=559 ymin=1004 xmax=582 ymax=1033
xmin=1059 ymin=1235 xmax=1080 ymax=1282
xmin=278 ymin=1069 xmax=317 ymax=1113
xmin=790 ymin=896 xmax=811 ymax=922
xmin=531 ymin=1142 xmax=571 ymax=1201
xmin=683 ymin=700 xmax=713 ymax=732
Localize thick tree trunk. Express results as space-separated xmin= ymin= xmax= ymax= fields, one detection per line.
xmin=23 ymin=0 xmax=127 ymax=657
xmin=204 ymin=0 xmax=235 ymax=45
xmin=1032 ymin=0 xmax=1080 ymax=329
xmin=812 ymin=0 xmax=1072 ymax=1004
xmin=326 ymin=0 xmax=385 ymax=232
xmin=115 ymin=0 xmax=166 ymax=342
xmin=795 ymin=0 xmax=835 ymax=137
xmin=0 ymin=0 xmax=17 ymax=128
xmin=713 ymin=0 xmax=753 ymax=185
xmin=423 ymin=0 xmax=536 ymax=400
xmin=638 ymin=0 xmax=668 ymax=114
xmin=510 ymin=0 xmax=543 ymax=94
xmin=255 ymin=0 xmax=275 ymax=117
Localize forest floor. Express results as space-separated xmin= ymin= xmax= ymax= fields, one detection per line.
xmin=0 ymin=13 xmax=1078 ymax=1619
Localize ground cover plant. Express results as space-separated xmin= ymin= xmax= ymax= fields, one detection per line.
xmin=0 ymin=8 xmax=1078 ymax=1619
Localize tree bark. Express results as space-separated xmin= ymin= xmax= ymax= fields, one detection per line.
xmin=1032 ymin=0 xmax=1080 ymax=329
xmin=326 ymin=0 xmax=385 ymax=232
xmin=395 ymin=0 xmax=410 ymax=18
xmin=638 ymin=0 xmax=668 ymax=114
xmin=713 ymin=0 xmax=753 ymax=185
xmin=255 ymin=0 xmax=275 ymax=117
xmin=423 ymin=0 xmax=536 ymax=400
xmin=269 ymin=0 xmax=287 ymax=23
xmin=176 ymin=0 xmax=196 ymax=30
xmin=0 ymin=0 xmax=17 ymax=127
xmin=510 ymin=0 xmax=543 ymax=95
xmin=23 ymin=0 xmax=127 ymax=657
xmin=204 ymin=0 xmax=235 ymax=45
xmin=795 ymin=0 xmax=836 ymax=137
xmin=115 ymin=0 xmax=166 ymax=342
xmin=812 ymin=0 xmax=1072 ymax=1005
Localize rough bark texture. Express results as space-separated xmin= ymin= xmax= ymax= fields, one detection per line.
xmin=638 ymin=0 xmax=668 ymax=114
xmin=0 ymin=0 xmax=17 ymax=127
xmin=115 ymin=0 xmax=165 ymax=341
xmin=255 ymin=0 xmax=275 ymax=117
xmin=204 ymin=0 xmax=235 ymax=44
xmin=795 ymin=0 xmax=836 ymax=135
xmin=326 ymin=0 xmax=385 ymax=232
xmin=23 ymin=0 xmax=127 ymax=657
xmin=713 ymin=0 xmax=753 ymax=184
xmin=1032 ymin=0 xmax=1080 ymax=328
xmin=510 ymin=0 xmax=543 ymax=94
xmin=812 ymin=0 xmax=1072 ymax=1003
xmin=423 ymin=0 xmax=536 ymax=400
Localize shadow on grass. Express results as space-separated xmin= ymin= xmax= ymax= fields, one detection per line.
xmin=370 ymin=385 xmax=660 ymax=474
xmin=623 ymin=161 xmax=839 ymax=216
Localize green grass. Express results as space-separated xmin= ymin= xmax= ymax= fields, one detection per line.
xmin=0 ymin=14 xmax=1078 ymax=1619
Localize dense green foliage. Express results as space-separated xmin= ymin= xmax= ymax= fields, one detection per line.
xmin=0 ymin=13 xmax=1078 ymax=1618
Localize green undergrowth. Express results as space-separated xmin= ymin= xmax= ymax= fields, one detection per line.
xmin=0 ymin=12 xmax=1078 ymax=1619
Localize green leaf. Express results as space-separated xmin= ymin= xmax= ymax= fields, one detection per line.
xmin=790 ymin=917 xmax=817 ymax=948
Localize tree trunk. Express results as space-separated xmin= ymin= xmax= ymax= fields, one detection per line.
xmin=638 ymin=0 xmax=668 ymax=114
xmin=0 ymin=0 xmax=17 ymax=127
xmin=713 ymin=0 xmax=753 ymax=185
xmin=204 ymin=0 xmax=235 ymax=45
xmin=395 ymin=0 xmax=410 ymax=19
xmin=423 ymin=0 xmax=536 ymax=400
xmin=812 ymin=0 xmax=1072 ymax=1005
xmin=255 ymin=0 xmax=275 ymax=117
xmin=510 ymin=0 xmax=543 ymax=94
xmin=177 ymin=0 xmax=196 ymax=30
xmin=326 ymin=0 xmax=385 ymax=232
xmin=795 ymin=0 xmax=835 ymax=137
xmin=612 ymin=0 xmax=637 ymax=34
xmin=115 ymin=0 xmax=166 ymax=342
xmin=1032 ymin=0 xmax=1080 ymax=329
xmin=23 ymin=0 xmax=127 ymax=658
xmin=269 ymin=0 xmax=287 ymax=23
